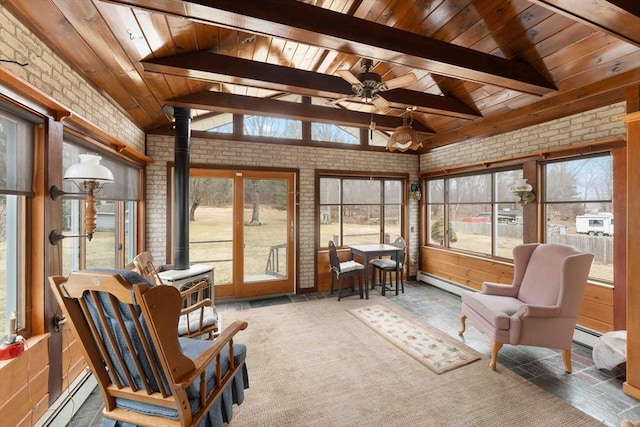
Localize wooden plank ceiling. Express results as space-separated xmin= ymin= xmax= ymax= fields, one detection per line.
xmin=3 ymin=0 xmax=640 ymax=152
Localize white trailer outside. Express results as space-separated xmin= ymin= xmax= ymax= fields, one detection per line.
xmin=576 ymin=213 xmax=614 ymax=236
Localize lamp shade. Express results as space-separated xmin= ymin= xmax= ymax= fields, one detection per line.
xmin=509 ymin=179 xmax=532 ymax=193
xmin=64 ymin=154 xmax=114 ymax=184
xmin=387 ymin=125 xmax=422 ymax=152
xmin=387 ymin=107 xmax=423 ymax=152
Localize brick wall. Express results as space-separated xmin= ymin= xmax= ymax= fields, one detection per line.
xmin=145 ymin=102 xmax=627 ymax=291
xmin=0 ymin=9 xmax=145 ymax=425
xmin=146 ymin=135 xmax=420 ymax=289
xmin=0 ymin=6 xmax=144 ymax=151
xmin=422 ymin=103 xmax=626 ymax=170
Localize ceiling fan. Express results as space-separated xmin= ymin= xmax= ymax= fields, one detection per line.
xmin=335 ymin=58 xmax=417 ymax=110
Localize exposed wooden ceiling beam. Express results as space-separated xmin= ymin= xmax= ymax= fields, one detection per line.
xmin=166 ymin=91 xmax=435 ymax=134
xmin=423 ymin=67 xmax=640 ymax=149
xmin=102 ymin=0 xmax=556 ymax=95
xmin=142 ymin=51 xmax=480 ymax=120
xmin=530 ymin=0 xmax=640 ymax=47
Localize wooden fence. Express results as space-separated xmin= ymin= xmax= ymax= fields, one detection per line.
xmin=451 ymin=221 xmax=612 ymax=263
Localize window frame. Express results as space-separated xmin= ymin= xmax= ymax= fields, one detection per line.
xmin=541 ymin=152 xmax=614 ymax=282
xmin=0 ymin=105 xmax=37 ymax=340
xmin=317 ymin=172 xmax=407 ymax=249
xmin=189 ymin=96 xmax=395 ymax=150
xmin=60 ymin=137 xmax=141 ymax=273
xmin=424 ymin=167 xmax=525 ymax=260
xmin=1 ymin=194 xmax=29 ymax=340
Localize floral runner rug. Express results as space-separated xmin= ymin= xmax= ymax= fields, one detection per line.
xmin=349 ymin=304 xmax=480 ymax=374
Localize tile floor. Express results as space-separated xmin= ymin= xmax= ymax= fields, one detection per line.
xmin=68 ymin=281 xmax=638 ymax=427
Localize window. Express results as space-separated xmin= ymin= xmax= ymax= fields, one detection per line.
xmin=319 ymin=176 xmax=404 ymax=248
xmin=426 ymin=169 xmax=524 ymax=258
xmin=187 ymin=173 xmax=235 ymax=285
xmin=61 ymin=139 xmax=140 ymax=274
xmin=192 ymin=112 xmax=233 ymax=133
xmin=543 ymin=154 xmax=613 ymax=281
xmin=311 ymin=123 xmax=359 ymax=144
xmin=0 ymin=107 xmax=35 ymax=339
xmin=244 ymin=115 xmax=302 ymax=139
xmin=367 ymin=129 xmax=393 ymax=147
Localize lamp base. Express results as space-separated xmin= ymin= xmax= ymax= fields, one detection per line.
xmin=519 ymin=191 xmax=536 ymax=205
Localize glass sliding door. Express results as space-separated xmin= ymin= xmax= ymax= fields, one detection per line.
xmin=243 ymin=177 xmax=288 ymax=282
xmin=187 ymin=168 xmax=295 ymax=298
xmin=188 ymin=171 xmax=235 ymax=288
xmin=239 ymin=171 xmax=294 ymax=297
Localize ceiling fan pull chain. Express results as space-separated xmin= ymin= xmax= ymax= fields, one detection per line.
xmin=369 ymin=114 xmax=375 ymax=141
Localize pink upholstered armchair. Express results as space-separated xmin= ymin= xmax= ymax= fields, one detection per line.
xmin=459 ymin=243 xmax=594 ymax=372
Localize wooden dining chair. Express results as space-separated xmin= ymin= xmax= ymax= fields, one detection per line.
xmin=369 ymin=236 xmax=406 ymax=296
xmin=49 ymin=269 xmax=249 ymax=426
xmin=328 ymin=240 xmax=365 ymax=301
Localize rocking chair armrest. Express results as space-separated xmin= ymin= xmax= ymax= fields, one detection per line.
xmin=180 ymin=299 xmax=214 ymax=316
xmin=179 ymin=320 xmax=249 ymax=386
xmin=516 ymin=304 xmax=561 ymax=318
xmin=179 ymin=280 xmax=210 ymax=302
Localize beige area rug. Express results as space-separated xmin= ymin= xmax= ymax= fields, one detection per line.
xmin=223 ymin=295 xmax=604 ymax=427
xmin=349 ymin=304 xmax=480 ymax=374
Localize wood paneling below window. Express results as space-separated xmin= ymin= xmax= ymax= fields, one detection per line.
xmin=421 ymin=246 xmax=614 ymax=333
xmin=0 ymin=334 xmax=50 ymax=426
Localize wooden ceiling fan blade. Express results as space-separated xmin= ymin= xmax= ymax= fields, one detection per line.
xmin=380 ymin=72 xmax=417 ymax=91
xmin=327 ymin=96 xmax=352 ymax=106
xmin=336 ymin=69 xmax=363 ymax=86
xmin=372 ymin=96 xmax=390 ymax=110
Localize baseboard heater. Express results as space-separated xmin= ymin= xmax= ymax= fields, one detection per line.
xmin=416 ymin=271 xmax=601 ymax=349
xmin=35 ymin=371 xmax=97 ymax=427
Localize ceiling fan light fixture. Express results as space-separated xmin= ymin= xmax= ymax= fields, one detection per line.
xmin=359 ymin=71 xmax=382 ymax=87
xmin=337 ymin=58 xmax=416 ymax=109
xmin=360 ymin=86 xmax=375 ymax=103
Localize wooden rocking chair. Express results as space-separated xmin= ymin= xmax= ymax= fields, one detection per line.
xmin=133 ymin=252 xmax=219 ymax=339
xmin=49 ymin=269 xmax=249 ymax=426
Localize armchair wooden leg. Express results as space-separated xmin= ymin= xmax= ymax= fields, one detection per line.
xmin=458 ymin=314 xmax=466 ymax=335
xmin=562 ymin=349 xmax=572 ymax=373
xmin=490 ymin=342 xmax=503 ymax=370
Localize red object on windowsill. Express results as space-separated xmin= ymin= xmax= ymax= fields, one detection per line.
xmin=0 ymin=340 xmax=25 ymax=360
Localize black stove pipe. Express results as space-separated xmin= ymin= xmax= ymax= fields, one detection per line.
xmin=173 ymin=107 xmax=191 ymax=270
